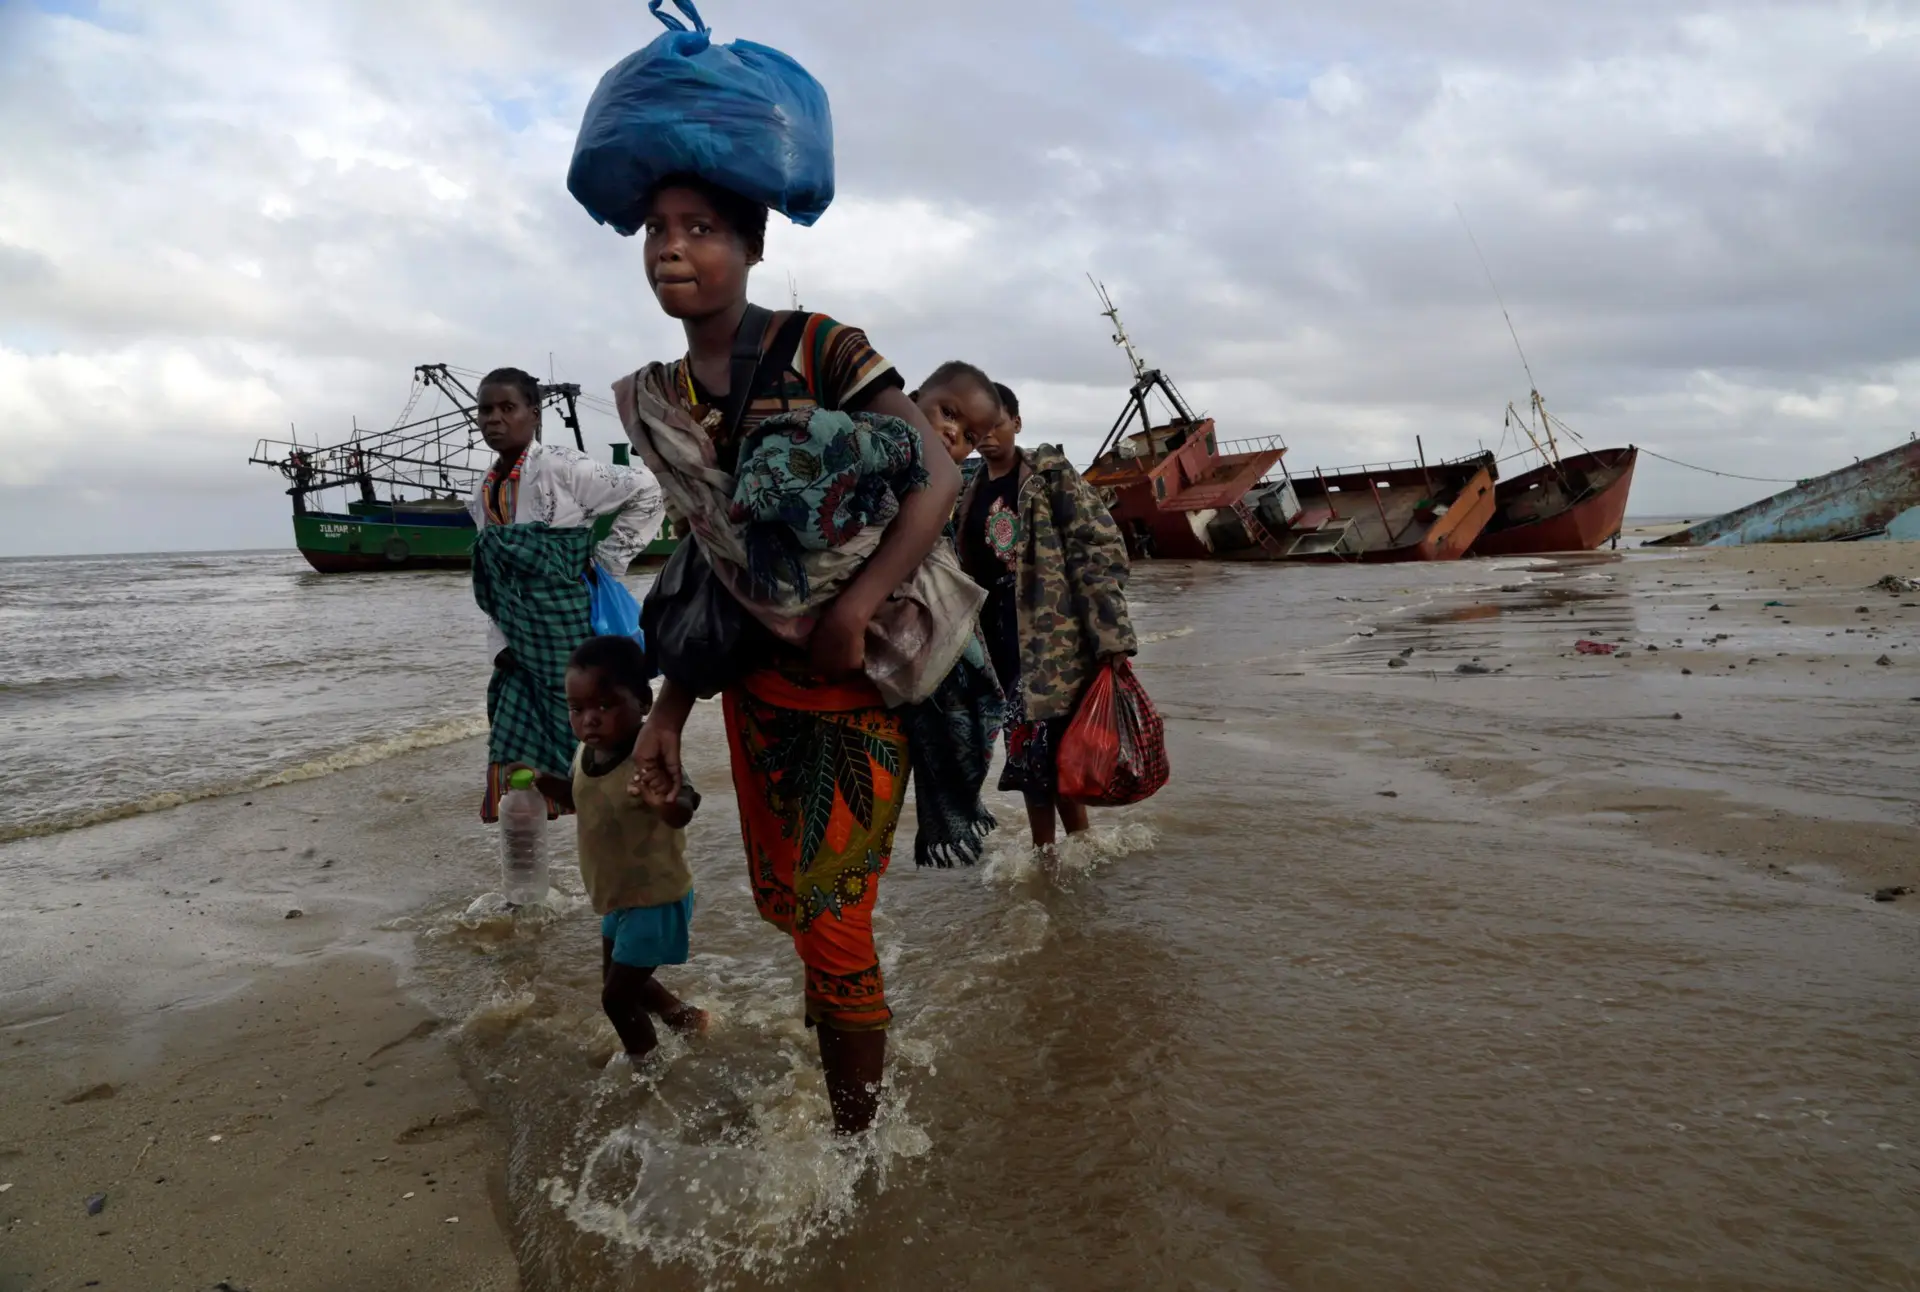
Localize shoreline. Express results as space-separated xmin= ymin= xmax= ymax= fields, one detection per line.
xmin=2 ymin=539 xmax=1915 ymax=1289
xmin=0 ymin=738 xmax=521 ymax=1292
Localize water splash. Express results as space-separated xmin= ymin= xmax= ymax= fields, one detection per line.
xmin=980 ymin=822 xmax=1158 ymax=888
xmin=551 ymin=1068 xmax=930 ymax=1284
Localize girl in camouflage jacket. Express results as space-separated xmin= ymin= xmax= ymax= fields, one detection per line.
xmin=945 ymin=380 xmax=1137 ymax=849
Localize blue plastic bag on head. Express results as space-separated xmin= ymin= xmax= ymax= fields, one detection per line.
xmin=568 ymin=0 xmax=834 ymax=234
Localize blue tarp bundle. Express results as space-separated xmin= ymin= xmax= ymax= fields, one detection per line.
xmin=568 ymin=0 xmax=835 ymax=234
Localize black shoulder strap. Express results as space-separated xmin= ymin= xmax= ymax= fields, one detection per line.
xmin=719 ymin=303 xmax=772 ymax=443
xmin=719 ymin=308 xmax=816 ymax=443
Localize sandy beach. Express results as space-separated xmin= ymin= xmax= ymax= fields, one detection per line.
xmin=0 ymin=746 xmax=520 ymax=1292
xmin=2 ymin=539 xmax=1916 ymax=1291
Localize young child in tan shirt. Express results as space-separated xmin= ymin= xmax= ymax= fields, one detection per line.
xmin=544 ymin=635 xmax=707 ymax=1062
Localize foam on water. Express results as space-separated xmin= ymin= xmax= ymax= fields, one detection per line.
xmin=549 ymin=1057 xmax=932 ymax=1283
xmin=257 ymin=714 xmax=489 ymax=787
xmin=444 ymin=924 xmax=950 ymax=1284
xmin=980 ymin=822 xmax=1159 ymax=889
xmin=460 ymin=987 xmax=543 ymax=1046
xmin=0 ymin=712 xmax=487 ymax=844
xmin=418 ymin=800 xmax=1103 ymax=1285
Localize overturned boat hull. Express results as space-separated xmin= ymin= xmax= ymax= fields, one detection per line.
xmin=1470 ymin=447 xmax=1638 ymax=557
xmin=1648 ymin=439 xmax=1920 ymax=546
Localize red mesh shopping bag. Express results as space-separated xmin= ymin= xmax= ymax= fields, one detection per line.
xmin=1056 ymin=658 xmax=1169 ymax=805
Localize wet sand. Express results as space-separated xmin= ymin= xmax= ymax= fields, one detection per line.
xmin=1361 ymin=540 xmax=1920 ymax=904
xmin=2 ymin=540 xmax=1916 ymax=1290
xmin=0 ymin=751 xmax=519 ymax=1291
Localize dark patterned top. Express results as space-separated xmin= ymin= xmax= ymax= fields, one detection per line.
xmin=668 ymin=312 xmax=903 ymax=467
xmin=667 ymin=311 xmax=907 ymax=683
xmin=959 ymin=467 xmax=1023 ymax=692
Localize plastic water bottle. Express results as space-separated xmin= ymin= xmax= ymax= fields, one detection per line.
xmin=499 ymin=769 xmax=549 ymax=907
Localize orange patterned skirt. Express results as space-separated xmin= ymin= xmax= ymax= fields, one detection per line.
xmin=722 ymin=668 xmax=908 ymax=1032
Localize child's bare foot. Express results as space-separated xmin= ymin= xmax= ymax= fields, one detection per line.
xmin=661 ymin=1003 xmax=709 ymax=1036
xmin=641 ymin=976 xmax=707 ymax=1035
xmin=604 ymin=1049 xmax=646 ymax=1076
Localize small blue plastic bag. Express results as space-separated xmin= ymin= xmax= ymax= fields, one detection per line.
xmin=584 ymin=565 xmax=646 ymax=651
xmin=568 ymin=0 xmax=835 ymax=235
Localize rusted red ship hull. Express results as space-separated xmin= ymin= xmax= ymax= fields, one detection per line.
xmin=1263 ymin=457 xmax=1500 ymax=563
xmin=1469 ymin=447 xmax=1637 ymax=557
xmin=1084 ymin=418 xmax=1286 ymax=561
xmin=1098 ymin=478 xmax=1217 ymax=560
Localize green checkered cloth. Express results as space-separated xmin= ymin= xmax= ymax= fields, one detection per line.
xmin=472 ymin=523 xmax=596 ymax=778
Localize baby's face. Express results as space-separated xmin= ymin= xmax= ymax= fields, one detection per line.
xmin=916 ymin=381 xmax=1001 ymax=464
xmin=565 ymin=667 xmax=647 ymax=755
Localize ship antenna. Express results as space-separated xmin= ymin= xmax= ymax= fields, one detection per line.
xmin=1089 ymin=275 xmax=1148 ymax=382
xmin=1456 ymin=203 xmax=1562 ymax=467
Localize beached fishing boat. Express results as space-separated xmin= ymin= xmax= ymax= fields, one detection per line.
xmin=1647 ymin=437 xmax=1920 ymax=547
xmin=1450 ymin=218 xmax=1638 ymax=557
xmin=1077 ymin=279 xmax=1287 ymax=560
xmin=1080 ymin=378 xmax=1288 ymax=561
xmin=1453 ymin=384 xmax=1637 ymax=558
xmin=250 ymin=364 xmax=676 ymax=573
xmin=291 ymin=497 xmax=478 ymax=574
xmin=1472 ymin=446 xmax=1639 ymax=557
xmin=1226 ymin=451 xmax=1500 ymax=563
xmin=1078 ymin=280 xmax=1498 ymax=563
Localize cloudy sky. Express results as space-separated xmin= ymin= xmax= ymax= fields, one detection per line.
xmin=2 ymin=0 xmax=1917 ymax=556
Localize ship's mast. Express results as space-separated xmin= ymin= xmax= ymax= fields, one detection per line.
xmin=1088 ymin=277 xmax=1204 ymax=464
xmin=1533 ymin=389 xmax=1560 ymax=461
xmin=1458 ymin=204 xmax=1569 ymax=479
xmin=1091 ymin=276 xmax=1148 ymax=382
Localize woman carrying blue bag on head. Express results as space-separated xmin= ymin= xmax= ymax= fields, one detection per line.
xmin=568 ymin=0 xmax=835 ymax=236
xmin=466 ymin=367 xmax=665 ymax=823
xmin=570 ymin=0 xmax=1002 ymax=1138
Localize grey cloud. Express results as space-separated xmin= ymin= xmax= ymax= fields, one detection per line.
xmin=3 ymin=0 xmax=1919 ymax=557
xmin=0 ymin=242 xmax=56 ymax=290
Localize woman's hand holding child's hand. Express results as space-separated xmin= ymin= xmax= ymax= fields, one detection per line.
xmin=630 ymin=712 xmax=683 ymax=806
xmin=632 ymin=767 xmax=676 ymax=810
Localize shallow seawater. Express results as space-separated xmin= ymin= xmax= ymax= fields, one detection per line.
xmin=404 ymin=558 xmax=1917 ymax=1291
xmin=0 ymin=551 xmax=503 ymax=842
xmin=9 ymin=551 xmax=1917 ymax=1290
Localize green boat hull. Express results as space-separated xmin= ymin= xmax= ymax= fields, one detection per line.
xmin=292 ymin=511 xmax=677 ymax=574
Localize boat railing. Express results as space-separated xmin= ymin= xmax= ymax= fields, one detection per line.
xmin=250 ymin=363 xmax=588 ymax=505
xmin=1240 ymin=449 xmax=1497 ymax=491
xmin=1313 ymin=457 xmax=1426 ymax=477
xmin=248 ymin=436 xmax=484 ymax=495
xmin=1216 ymin=434 xmax=1290 ymax=456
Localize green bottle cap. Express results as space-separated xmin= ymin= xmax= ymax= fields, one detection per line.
xmin=508 ymin=769 xmax=537 ymax=791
